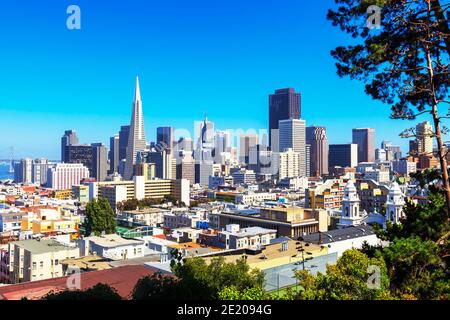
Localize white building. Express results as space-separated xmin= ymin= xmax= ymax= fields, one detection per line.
xmin=235 ymin=192 xmax=277 ymax=205
xmin=47 ymin=163 xmax=90 ymax=190
xmin=302 ymin=225 xmax=382 ymax=257
xmin=219 ymin=224 xmax=277 ymax=250
xmin=272 ymin=148 xmax=301 ymax=179
xmin=278 ymin=119 xmax=306 ymax=176
xmin=79 ymin=234 xmax=145 ymax=261
xmin=337 ymin=180 xmax=367 ymax=228
xmin=385 ymin=182 xmax=405 ymax=224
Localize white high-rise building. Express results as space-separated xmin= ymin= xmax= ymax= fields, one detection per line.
xmin=272 ymin=148 xmax=300 ymax=179
xmin=124 ymin=76 xmax=147 ymax=180
xmin=47 ymin=163 xmax=89 ymax=190
xmin=278 ymin=119 xmax=306 ymax=176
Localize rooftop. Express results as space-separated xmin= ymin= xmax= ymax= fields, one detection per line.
xmin=0 ymin=265 xmax=158 ymax=300
xmin=302 ymin=225 xmax=376 ymax=245
xmin=10 ymin=239 xmax=76 ymax=254
xmin=84 ymin=234 xmax=144 ymax=248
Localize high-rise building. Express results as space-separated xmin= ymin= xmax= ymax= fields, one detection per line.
xmin=196 ymin=117 xmax=215 ymax=150
xmin=329 ymin=144 xmax=358 ymax=168
xmin=91 ymin=143 xmax=108 ymax=182
xmin=177 ymin=137 xmax=194 ymax=153
xmin=157 ymin=126 xmax=174 ymax=150
xmin=279 ymin=119 xmax=306 ymax=176
xmin=352 ymin=128 xmax=375 ymax=163
xmin=32 ymin=158 xmax=51 ymax=186
xmin=124 ymin=76 xmax=147 ymax=180
xmin=109 ymin=134 xmax=120 ymax=174
xmin=61 ymin=130 xmax=79 ymax=163
xmin=118 ymin=125 xmax=130 ymax=161
xmin=272 ymin=148 xmax=301 ymax=179
xmin=13 ymin=158 xmax=33 ymax=183
xmin=306 ymin=126 xmax=329 ymax=176
xmin=46 ymin=163 xmax=89 ymax=190
xmin=305 ymin=144 xmax=311 ymax=178
xmin=416 ymin=121 xmax=433 ymax=154
xmin=268 ymin=88 xmax=301 ymax=147
xmin=176 ymin=152 xmax=196 ymax=185
xmin=239 ymin=134 xmax=259 ymax=165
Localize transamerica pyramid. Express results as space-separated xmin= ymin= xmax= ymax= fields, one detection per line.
xmin=123 ymin=76 xmax=147 ymax=180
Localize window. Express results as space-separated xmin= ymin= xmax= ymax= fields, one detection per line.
xmin=54 ymin=259 xmax=59 ymax=266
xmin=32 ymin=262 xmax=36 ymax=270
xmin=40 ymin=261 xmax=44 ymax=268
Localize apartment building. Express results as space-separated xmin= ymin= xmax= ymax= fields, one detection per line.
xmin=7 ymin=239 xmax=80 ymax=283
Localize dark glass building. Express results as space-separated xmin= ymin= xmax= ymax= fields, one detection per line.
xmin=268 ymin=88 xmax=301 ymax=147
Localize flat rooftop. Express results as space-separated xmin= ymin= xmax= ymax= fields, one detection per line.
xmin=85 ymin=234 xmax=144 ymax=248
xmin=10 ymin=239 xmax=76 ymax=254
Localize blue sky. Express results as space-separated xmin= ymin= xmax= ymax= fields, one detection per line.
xmin=0 ymin=0 xmax=426 ymax=159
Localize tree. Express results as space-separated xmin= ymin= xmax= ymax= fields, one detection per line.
xmin=83 ymin=197 xmax=117 ymax=236
xmin=327 ymin=0 xmax=450 ymax=214
xmin=132 ymin=273 xmax=181 ymax=300
xmin=218 ymin=286 xmax=265 ymax=300
xmin=131 ymin=255 xmax=265 ymax=300
xmin=43 ymin=283 xmax=122 ymax=300
xmin=293 ymin=249 xmax=391 ymax=300
xmin=382 ymin=237 xmax=450 ymax=299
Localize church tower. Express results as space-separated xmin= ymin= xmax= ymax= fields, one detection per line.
xmin=342 ymin=180 xmax=360 ymax=219
xmin=385 ymin=182 xmax=405 ymax=224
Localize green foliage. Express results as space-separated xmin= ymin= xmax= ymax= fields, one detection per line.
xmin=218 ymin=285 xmax=265 ymax=300
xmin=382 ymin=237 xmax=450 ymax=299
xmin=43 ymin=283 xmax=122 ymax=300
xmin=83 ymin=198 xmax=117 ymax=236
xmin=132 ymin=255 xmax=265 ymax=300
xmin=171 ymin=256 xmax=265 ymax=299
xmin=327 ymin=0 xmax=450 ymax=119
xmin=293 ymin=249 xmax=391 ymax=300
xmin=116 ymin=198 xmax=163 ymax=211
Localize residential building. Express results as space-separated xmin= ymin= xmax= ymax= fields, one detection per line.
xmin=79 ymin=234 xmax=145 ymax=260
xmin=7 ymin=239 xmax=80 ymax=283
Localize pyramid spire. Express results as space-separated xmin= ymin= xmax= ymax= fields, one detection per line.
xmin=123 ymin=76 xmax=147 ymax=180
xmin=134 ymin=75 xmax=141 ymax=103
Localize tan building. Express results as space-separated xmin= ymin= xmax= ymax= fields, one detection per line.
xmin=8 ymin=239 xmax=80 ymax=283
xmin=214 ymin=206 xmax=327 ymax=239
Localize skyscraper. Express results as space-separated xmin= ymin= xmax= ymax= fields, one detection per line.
xmin=352 ymin=128 xmax=375 ymax=163
xmin=239 ymin=134 xmax=259 ymax=165
xmin=306 ymin=126 xmax=329 ymax=176
xmin=279 ymin=119 xmax=306 ymax=176
xmin=268 ymin=88 xmax=301 ymax=147
xmin=91 ymin=143 xmax=108 ymax=182
xmin=109 ymin=134 xmax=120 ymax=174
xmin=61 ymin=130 xmax=79 ymax=162
xmin=124 ymin=76 xmax=147 ymax=180
xmin=329 ymin=144 xmax=358 ymax=168
xmin=157 ymin=126 xmax=174 ymax=150
xmin=118 ymin=125 xmax=130 ymax=161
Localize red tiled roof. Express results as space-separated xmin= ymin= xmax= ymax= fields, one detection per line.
xmin=0 ymin=265 xmax=158 ymax=300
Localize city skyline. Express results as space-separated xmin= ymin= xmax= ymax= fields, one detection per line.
xmin=0 ymin=1 xmax=426 ymax=160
